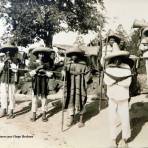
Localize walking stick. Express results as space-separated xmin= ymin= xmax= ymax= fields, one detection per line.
xmin=6 ymin=52 xmax=10 ymax=114
xmin=7 ymin=61 xmax=10 ymax=114
xmin=99 ymin=29 xmax=111 ymax=112
xmin=97 ymin=26 xmax=103 ymax=111
xmin=61 ymin=53 xmax=67 ymax=132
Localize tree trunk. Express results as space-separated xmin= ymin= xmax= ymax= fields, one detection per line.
xmin=44 ymin=34 xmax=53 ymax=48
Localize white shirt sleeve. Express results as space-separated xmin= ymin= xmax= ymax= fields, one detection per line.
xmin=46 ymin=71 xmax=53 ymax=77
xmin=29 ymin=70 xmax=36 ymax=77
xmin=10 ymin=63 xmax=18 ymax=72
xmin=0 ymin=63 xmax=4 ymax=73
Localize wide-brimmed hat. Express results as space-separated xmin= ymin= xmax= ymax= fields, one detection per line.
xmin=105 ymin=51 xmax=135 ymax=68
xmin=66 ymin=46 xmax=85 ymax=57
xmin=32 ymin=47 xmax=54 ymax=56
xmin=104 ymin=51 xmax=130 ymax=61
xmin=104 ymin=31 xmax=121 ymax=44
xmin=0 ymin=53 xmax=5 ymax=57
xmin=0 ymin=43 xmax=18 ymax=54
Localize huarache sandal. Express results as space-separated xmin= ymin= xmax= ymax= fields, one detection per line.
xmin=42 ymin=112 xmax=48 ymax=122
xmin=66 ymin=115 xmax=74 ymax=127
xmin=30 ymin=112 xmax=36 ymax=122
xmin=0 ymin=109 xmax=7 ymax=118
xmin=7 ymin=110 xmax=15 ymax=119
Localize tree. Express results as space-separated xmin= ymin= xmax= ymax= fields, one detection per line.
xmin=0 ymin=0 xmax=105 ymax=47
xmin=127 ymin=29 xmax=145 ymax=73
xmin=127 ymin=29 xmax=140 ymax=55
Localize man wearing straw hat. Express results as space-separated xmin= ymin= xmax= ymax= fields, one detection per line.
xmin=101 ymin=32 xmax=121 ymax=65
xmin=63 ymin=46 xmax=90 ymax=128
xmin=0 ymin=53 xmax=6 ymax=103
xmin=0 ymin=43 xmax=18 ymax=118
xmin=104 ymin=51 xmax=132 ymax=148
xmin=29 ymin=46 xmax=54 ymax=122
xmin=139 ymin=33 xmax=148 ymax=86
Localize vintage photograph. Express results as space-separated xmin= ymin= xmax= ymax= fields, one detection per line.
xmin=0 ymin=0 xmax=147 ymax=147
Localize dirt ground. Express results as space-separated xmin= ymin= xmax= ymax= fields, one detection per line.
xmin=0 ymin=75 xmax=148 ymax=148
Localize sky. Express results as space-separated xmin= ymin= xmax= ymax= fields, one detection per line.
xmin=104 ymin=0 xmax=148 ymax=32
xmin=0 ymin=0 xmax=148 ymax=45
xmin=53 ymin=0 xmax=148 ymax=45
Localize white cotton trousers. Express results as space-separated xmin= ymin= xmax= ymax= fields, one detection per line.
xmin=31 ymin=94 xmax=47 ymax=113
xmin=0 ymin=83 xmax=15 ymax=111
xmin=108 ymin=99 xmax=131 ymax=140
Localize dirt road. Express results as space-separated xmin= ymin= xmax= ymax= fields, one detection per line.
xmin=0 ymin=91 xmax=148 ymax=148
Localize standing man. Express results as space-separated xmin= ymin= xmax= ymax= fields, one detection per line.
xmin=29 ymin=47 xmax=54 ymax=122
xmin=104 ymin=51 xmax=132 ymax=148
xmin=63 ymin=47 xmax=90 ymax=128
xmin=0 ymin=53 xmax=6 ymax=103
xmin=139 ymin=30 xmax=148 ymax=86
xmin=101 ymin=32 xmax=121 ymax=65
xmin=0 ymin=44 xmax=18 ymax=119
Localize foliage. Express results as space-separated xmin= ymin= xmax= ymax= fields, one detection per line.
xmin=127 ymin=29 xmax=140 ymax=55
xmin=127 ymin=29 xmax=145 ymax=73
xmin=0 ymin=0 xmax=105 ymax=47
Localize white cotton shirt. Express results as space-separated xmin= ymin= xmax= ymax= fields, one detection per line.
xmin=104 ymin=63 xmax=132 ymax=101
xmin=0 ymin=62 xmax=4 ymax=73
xmin=10 ymin=63 xmax=18 ymax=73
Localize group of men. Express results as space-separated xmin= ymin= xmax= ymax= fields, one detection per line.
xmin=0 ymin=25 xmax=147 ymax=148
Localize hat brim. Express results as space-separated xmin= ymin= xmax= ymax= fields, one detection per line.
xmin=32 ymin=47 xmax=54 ymax=56
xmin=66 ymin=51 xmax=85 ymax=57
xmin=0 ymin=53 xmax=5 ymax=57
xmin=104 ymin=51 xmax=130 ymax=61
xmin=104 ymin=35 xmax=121 ymax=44
xmin=0 ymin=46 xmax=18 ymax=54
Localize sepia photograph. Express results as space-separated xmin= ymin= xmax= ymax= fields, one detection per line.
xmin=0 ymin=0 xmax=147 ymax=147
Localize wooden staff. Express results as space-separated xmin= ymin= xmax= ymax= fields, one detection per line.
xmin=99 ymin=29 xmax=111 ymax=111
xmin=5 ymin=52 xmax=10 ymax=113
xmin=61 ymin=53 xmax=67 ymax=132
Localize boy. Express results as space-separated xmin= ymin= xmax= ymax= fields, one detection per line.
xmin=29 ymin=47 xmax=54 ymax=122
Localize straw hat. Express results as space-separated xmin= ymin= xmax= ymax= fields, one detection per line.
xmin=0 ymin=43 xmax=18 ymax=54
xmin=104 ymin=51 xmax=136 ymax=68
xmin=104 ymin=51 xmax=130 ymax=61
xmin=104 ymin=31 xmax=122 ymax=44
xmin=32 ymin=47 xmax=54 ymax=56
xmin=0 ymin=53 xmax=5 ymax=57
xmin=66 ymin=46 xmax=85 ymax=57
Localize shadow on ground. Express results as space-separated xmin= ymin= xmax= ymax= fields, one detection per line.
xmin=14 ymin=102 xmax=32 ymax=117
xmin=83 ymin=98 xmax=108 ymax=123
xmin=116 ymin=100 xmax=148 ymax=143
xmin=14 ymin=98 xmax=62 ymax=118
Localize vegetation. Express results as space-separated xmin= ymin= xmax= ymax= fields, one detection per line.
xmin=0 ymin=0 xmax=105 ymax=47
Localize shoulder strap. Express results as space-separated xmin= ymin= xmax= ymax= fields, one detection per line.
xmin=104 ymin=71 xmax=132 ymax=84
